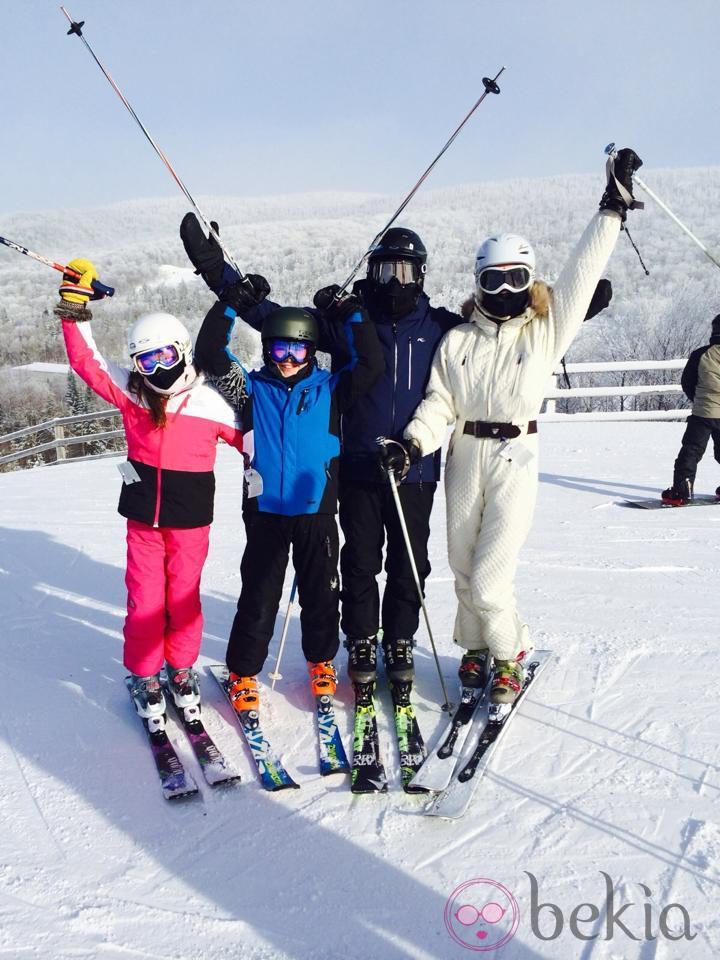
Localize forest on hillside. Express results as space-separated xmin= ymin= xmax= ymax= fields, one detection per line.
xmin=1 ymin=167 xmax=719 ymax=454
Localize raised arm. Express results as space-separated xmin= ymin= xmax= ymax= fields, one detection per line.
xmin=54 ymin=257 xmax=131 ymax=410
xmin=551 ymin=148 xmax=642 ymax=361
xmin=179 ymin=212 xmax=335 ymax=352
xmin=194 ymin=300 xmax=248 ymax=412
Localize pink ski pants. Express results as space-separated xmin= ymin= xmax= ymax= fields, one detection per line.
xmin=123 ymin=520 xmax=211 ymax=676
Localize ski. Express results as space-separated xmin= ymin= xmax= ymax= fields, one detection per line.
xmin=408 ymin=680 xmax=490 ymax=793
xmin=621 ymin=494 xmax=720 ymax=510
xmin=161 ymin=676 xmax=241 ymax=788
xmin=388 ymin=680 xmax=427 ymax=793
xmin=125 ymin=677 xmax=199 ymax=801
xmin=208 ymin=664 xmax=299 ymax=792
xmin=315 ymin=694 xmax=351 ymax=776
xmin=425 ymin=651 xmax=551 ymax=819
xmin=351 ymin=681 xmax=388 ymax=794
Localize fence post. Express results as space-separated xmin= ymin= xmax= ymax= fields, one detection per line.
xmin=545 ymin=375 xmax=557 ymax=414
xmin=54 ymin=424 xmax=66 ymax=461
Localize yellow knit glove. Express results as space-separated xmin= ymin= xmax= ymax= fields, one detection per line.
xmin=59 ymin=257 xmax=98 ymax=303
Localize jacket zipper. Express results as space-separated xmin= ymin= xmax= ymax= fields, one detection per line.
xmin=279 ymin=385 xmax=292 ymax=505
xmin=296 ymin=388 xmax=309 ymax=414
xmin=408 ymin=338 xmax=413 ymax=390
xmin=391 ymin=323 xmax=398 ymax=432
xmin=153 ymin=394 xmax=190 ymax=526
xmin=486 ymin=325 xmax=502 ymax=420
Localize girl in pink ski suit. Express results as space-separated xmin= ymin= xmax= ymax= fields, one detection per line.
xmin=56 ymin=259 xmax=244 ymax=712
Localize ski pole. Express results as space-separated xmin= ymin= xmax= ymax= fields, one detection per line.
xmin=268 ymin=575 xmax=298 ymax=693
xmin=378 ymin=440 xmax=454 ymax=713
xmin=60 ymin=7 xmax=251 ymax=288
xmin=0 ymin=234 xmax=115 ymax=297
xmin=605 ymin=142 xmax=720 ymax=271
xmin=334 ymin=69 xmax=505 ymax=299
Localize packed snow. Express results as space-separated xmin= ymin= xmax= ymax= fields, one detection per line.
xmin=0 ymin=420 xmax=718 ymax=959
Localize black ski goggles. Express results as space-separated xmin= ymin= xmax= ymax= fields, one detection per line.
xmin=477 ymin=266 xmax=532 ymax=295
xmin=268 ymin=339 xmax=312 ymax=365
xmin=368 ymin=259 xmax=425 ymax=286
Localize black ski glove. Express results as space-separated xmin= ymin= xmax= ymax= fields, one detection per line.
xmin=378 ymin=438 xmax=421 ymax=481
xmin=599 ymin=148 xmax=643 ymax=221
xmin=313 ymin=284 xmax=342 ymax=312
xmin=179 ymin=212 xmax=270 ymax=309
xmin=314 ymin=286 xmax=366 ymax=324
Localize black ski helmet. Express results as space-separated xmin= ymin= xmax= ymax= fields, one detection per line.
xmin=261 ymin=307 xmax=318 ymax=344
xmin=368 ymin=227 xmax=427 ymax=272
xmin=366 ymin=227 xmax=427 ymax=318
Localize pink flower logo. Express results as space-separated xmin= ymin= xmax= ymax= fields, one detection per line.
xmin=445 ymin=878 xmax=520 ymax=951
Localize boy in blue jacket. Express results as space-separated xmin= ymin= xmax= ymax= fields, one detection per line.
xmin=183 ymin=217 xmax=460 ymax=689
xmin=193 ymin=289 xmax=382 ymax=710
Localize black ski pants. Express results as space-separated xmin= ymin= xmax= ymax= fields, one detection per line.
xmin=674 ymin=415 xmax=720 ymax=484
xmin=339 ymin=478 xmax=436 ymax=642
xmin=226 ymin=512 xmax=340 ymax=677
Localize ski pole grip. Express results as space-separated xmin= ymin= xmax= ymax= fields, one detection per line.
xmin=91 ymin=279 xmax=115 ymax=298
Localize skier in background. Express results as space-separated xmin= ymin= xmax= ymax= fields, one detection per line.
xmin=54 ymin=259 xmax=245 ymax=718
xmin=662 ymin=314 xmax=720 ymax=505
xmin=381 ymin=148 xmax=643 ymax=706
xmin=181 ymin=218 xmax=462 ymax=690
xmin=187 ymin=279 xmax=383 ymax=712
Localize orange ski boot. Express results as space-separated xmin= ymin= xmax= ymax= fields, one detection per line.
xmin=307 ymin=660 xmax=338 ymax=697
xmin=228 ymin=673 xmax=259 ymax=712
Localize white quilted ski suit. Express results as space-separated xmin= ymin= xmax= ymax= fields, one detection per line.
xmin=404 ymin=210 xmax=622 ymax=659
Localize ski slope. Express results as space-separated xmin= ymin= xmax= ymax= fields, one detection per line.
xmin=0 ymin=420 xmax=718 ymax=959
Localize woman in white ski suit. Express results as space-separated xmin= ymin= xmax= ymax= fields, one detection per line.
xmin=402 ymin=150 xmax=641 ymax=676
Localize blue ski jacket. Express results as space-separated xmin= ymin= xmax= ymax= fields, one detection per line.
xmin=194 ymin=300 xmax=383 ymax=515
xmin=239 ymin=282 xmax=463 ymax=482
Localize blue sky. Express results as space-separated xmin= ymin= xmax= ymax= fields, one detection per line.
xmin=2 ymin=0 xmax=718 ymax=213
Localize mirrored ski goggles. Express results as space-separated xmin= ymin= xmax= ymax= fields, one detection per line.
xmin=368 ymin=259 xmax=425 ymax=286
xmin=133 ymin=343 xmax=182 ymax=375
xmin=477 ymin=266 xmax=532 ymax=294
xmin=268 ymin=339 xmax=311 ymax=364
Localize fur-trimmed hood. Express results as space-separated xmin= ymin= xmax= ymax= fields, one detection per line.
xmin=461 ymin=280 xmax=553 ymax=322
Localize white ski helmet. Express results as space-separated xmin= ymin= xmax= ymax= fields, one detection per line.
xmin=127 ymin=312 xmax=193 ymax=369
xmin=474 ymin=234 xmax=536 ymax=288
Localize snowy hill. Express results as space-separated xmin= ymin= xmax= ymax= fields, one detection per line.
xmin=1 ymin=420 xmax=718 ymax=959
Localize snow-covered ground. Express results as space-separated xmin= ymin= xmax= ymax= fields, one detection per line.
xmin=0 ymin=420 xmax=718 ymax=960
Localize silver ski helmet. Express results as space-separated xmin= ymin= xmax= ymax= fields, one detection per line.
xmin=474 ymin=234 xmax=536 ymax=320
xmin=127 ymin=312 xmax=194 ymax=393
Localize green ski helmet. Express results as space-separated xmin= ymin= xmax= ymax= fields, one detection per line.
xmin=262 ymin=307 xmax=318 ymax=366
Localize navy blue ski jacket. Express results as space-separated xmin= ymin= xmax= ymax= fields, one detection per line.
xmin=195 ymin=300 xmax=383 ymax=515
xmin=239 ymin=281 xmax=463 ymax=482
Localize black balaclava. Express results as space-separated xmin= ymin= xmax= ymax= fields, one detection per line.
xmin=479 ymin=288 xmax=530 ymax=322
xmin=144 ymin=358 xmax=188 ymax=392
xmin=368 ymin=277 xmax=420 ymax=320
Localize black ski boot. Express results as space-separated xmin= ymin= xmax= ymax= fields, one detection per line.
xmin=382 ymin=637 xmax=415 ymax=682
xmin=345 ymin=636 xmax=377 ymax=684
xmin=662 ymin=477 xmax=693 ymax=506
xmin=458 ymin=650 xmax=491 ymax=689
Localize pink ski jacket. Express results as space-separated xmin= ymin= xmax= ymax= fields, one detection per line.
xmin=62 ymin=318 xmax=244 ymax=528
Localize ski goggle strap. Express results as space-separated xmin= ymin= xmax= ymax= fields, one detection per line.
xmin=133 ymin=343 xmax=182 ymax=375
xmin=477 ymin=266 xmax=532 ymax=294
xmin=369 ymin=259 xmax=425 ymax=286
xmin=268 ymin=339 xmax=311 ymax=364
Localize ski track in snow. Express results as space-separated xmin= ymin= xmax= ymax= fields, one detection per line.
xmin=0 ymin=421 xmax=718 ymax=959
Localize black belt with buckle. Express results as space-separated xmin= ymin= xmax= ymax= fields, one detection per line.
xmin=463 ymin=420 xmax=538 ymax=440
